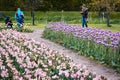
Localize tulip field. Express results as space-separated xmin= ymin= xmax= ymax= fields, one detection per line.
xmin=0 ymin=29 xmax=107 ymax=79
xmin=43 ymin=22 xmax=120 ymax=71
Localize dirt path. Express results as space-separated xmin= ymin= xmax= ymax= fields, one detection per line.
xmin=23 ymin=30 xmax=120 ymax=80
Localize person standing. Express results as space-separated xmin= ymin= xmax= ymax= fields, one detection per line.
xmin=81 ymin=4 xmax=88 ymax=28
xmin=15 ymin=8 xmax=24 ymax=28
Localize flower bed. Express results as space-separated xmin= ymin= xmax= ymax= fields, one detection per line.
xmin=0 ymin=29 xmax=106 ymax=79
xmin=0 ymin=23 xmax=32 ymax=33
xmin=43 ymin=22 xmax=120 ymax=71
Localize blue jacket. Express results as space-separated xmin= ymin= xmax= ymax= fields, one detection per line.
xmin=15 ymin=8 xmax=24 ymax=22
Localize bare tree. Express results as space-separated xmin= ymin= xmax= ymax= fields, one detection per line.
xmin=23 ymin=0 xmax=43 ymax=25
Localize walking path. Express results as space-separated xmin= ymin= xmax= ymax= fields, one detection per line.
xmin=23 ymin=30 xmax=120 ymax=80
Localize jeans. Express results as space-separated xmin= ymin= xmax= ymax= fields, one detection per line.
xmin=82 ymin=16 xmax=88 ymax=28
xmin=16 ymin=19 xmax=24 ymax=28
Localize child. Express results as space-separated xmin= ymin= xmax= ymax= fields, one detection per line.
xmin=5 ymin=17 xmax=13 ymax=28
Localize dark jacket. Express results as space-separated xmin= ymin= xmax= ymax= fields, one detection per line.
xmin=81 ymin=9 xmax=88 ymax=18
xmin=5 ymin=17 xmax=13 ymax=27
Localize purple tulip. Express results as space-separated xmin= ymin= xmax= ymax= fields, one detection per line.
xmin=47 ymin=22 xmax=120 ymax=48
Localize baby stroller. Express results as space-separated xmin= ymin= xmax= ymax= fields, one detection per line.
xmin=5 ymin=17 xmax=13 ymax=28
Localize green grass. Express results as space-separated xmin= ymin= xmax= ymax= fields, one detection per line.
xmin=88 ymin=24 xmax=120 ymax=32
xmin=25 ymin=23 xmax=46 ymax=30
xmin=0 ymin=22 xmax=46 ymax=30
xmin=1 ymin=22 xmax=120 ymax=32
xmin=0 ymin=11 xmax=120 ymax=24
xmin=0 ymin=11 xmax=120 ymax=31
xmin=22 ymin=23 xmax=120 ymax=32
xmin=24 ymin=22 xmax=120 ymax=32
xmin=27 ymin=23 xmax=120 ymax=32
xmin=69 ymin=23 xmax=120 ymax=32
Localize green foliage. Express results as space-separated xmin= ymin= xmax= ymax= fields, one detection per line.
xmin=0 ymin=11 xmax=119 ymax=24
xmin=0 ymin=0 xmax=120 ymax=11
xmin=0 ymin=0 xmax=93 ymax=11
xmin=14 ymin=27 xmax=33 ymax=33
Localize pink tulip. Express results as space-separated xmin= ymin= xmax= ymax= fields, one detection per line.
xmin=0 ymin=61 xmax=3 ymax=66
xmin=13 ymin=75 xmax=20 ymax=80
xmin=48 ymin=60 xmax=52 ymax=66
xmin=41 ymin=71 xmax=47 ymax=77
xmin=64 ymin=70 xmax=69 ymax=77
xmin=84 ymin=70 xmax=89 ymax=76
xmin=80 ymin=77 xmax=84 ymax=80
xmin=71 ymin=73 xmax=76 ymax=78
xmin=1 ymin=69 xmax=9 ymax=77
xmin=24 ymin=74 xmax=31 ymax=79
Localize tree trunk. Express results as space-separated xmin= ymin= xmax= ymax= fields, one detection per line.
xmin=106 ymin=11 xmax=111 ymax=27
xmin=31 ymin=10 xmax=35 ymax=25
xmin=30 ymin=0 xmax=35 ymax=25
xmin=105 ymin=0 xmax=111 ymax=27
xmin=98 ymin=8 xmax=101 ymax=23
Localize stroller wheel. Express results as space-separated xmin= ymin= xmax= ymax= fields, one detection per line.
xmin=6 ymin=24 xmax=12 ymax=28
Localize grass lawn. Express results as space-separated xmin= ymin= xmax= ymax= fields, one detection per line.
xmin=25 ymin=23 xmax=120 ymax=32
xmin=88 ymin=24 xmax=120 ymax=32
xmin=24 ymin=23 xmax=46 ymax=30
xmin=77 ymin=23 xmax=120 ymax=32
xmin=0 ymin=22 xmax=120 ymax=32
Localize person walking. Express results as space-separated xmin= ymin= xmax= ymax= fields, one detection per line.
xmin=15 ymin=8 xmax=24 ymax=28
xmin=81 ymin=4 xmax=88 ymax=28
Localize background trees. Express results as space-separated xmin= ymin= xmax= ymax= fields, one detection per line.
xmin=0 ymin=0 xmax=120 ymax=11
xmin=90 ymin=0 xmax=120 ymax=26
xmin=0 ymin=0 xmax=119 ymax=26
